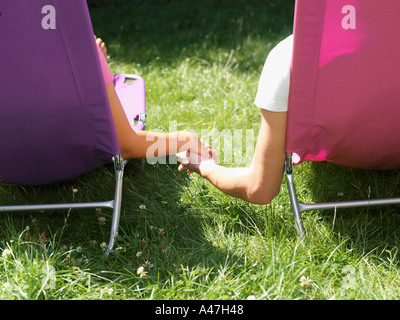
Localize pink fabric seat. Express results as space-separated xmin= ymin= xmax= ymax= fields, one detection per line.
xmin=285 ymin=0 xmax=400 ymax=242
xmin=286 ymin=0 xmax=400 ymax=170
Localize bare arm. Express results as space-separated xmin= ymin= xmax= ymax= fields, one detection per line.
xmin=106 ymin=83 xmax=209 ymax=159
xmin=178 ymin=109 xmax=287 ymax=205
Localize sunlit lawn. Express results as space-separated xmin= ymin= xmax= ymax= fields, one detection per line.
xmin=1 ymin=0 xmax=400 ymax=300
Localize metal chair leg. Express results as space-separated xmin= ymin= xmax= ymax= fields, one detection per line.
xmin=285 ymin=153 xmax=306 ymax=246
xmin=105 ymin=154 xmax=126 ymax=256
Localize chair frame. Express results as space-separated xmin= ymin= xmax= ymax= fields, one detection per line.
xmin=0 ymin=74 xmax=146 ymax=256
xmin=0 ymin=154 xmax=125 ymax=255
xmin=285 ymin=153 xmax=400 ymax=244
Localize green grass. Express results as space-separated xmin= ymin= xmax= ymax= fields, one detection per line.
xmin=1 ymin=0 xmax=400 ymax=300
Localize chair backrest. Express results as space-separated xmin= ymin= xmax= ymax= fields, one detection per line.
xmin=286 ymin=0 xmax=400 ymax=170
xmin=114 ymin=74 xmax=146 ymax=131
xmin=0 ymin=0 xmax=120 ymax=185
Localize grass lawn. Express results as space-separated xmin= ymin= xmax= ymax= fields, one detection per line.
xmin=1 ymin=0 xmax=400 ymax=301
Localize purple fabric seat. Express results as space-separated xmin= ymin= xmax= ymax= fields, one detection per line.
xmin=0 ymin=0 xmax=146 ymax=254
xmin=0 ymin=0 xmax=120 ymax=186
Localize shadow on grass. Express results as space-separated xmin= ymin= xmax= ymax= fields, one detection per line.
xmin=106 ymin=160 xmax=248 ymax=283
xmin=295 ymin=161 xmax=400 ymax=257
xmin=89 ymin=0 xmax=295 ymax=72
xmin=0 ymin=159 xmax=245 ymax=289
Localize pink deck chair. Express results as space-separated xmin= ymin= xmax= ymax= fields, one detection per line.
xmin=0 ymin=0 xmax=146 ymax=254
xmin=285 ymin=0 xmax=400 ymax=240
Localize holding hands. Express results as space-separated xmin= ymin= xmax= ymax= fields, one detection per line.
xmin=177 ymin=143 xmax=218 ymax=177
xmin=175 ymin=110 xmax=287 ymax=205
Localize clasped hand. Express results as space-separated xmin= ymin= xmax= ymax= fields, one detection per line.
xmin=177 ymin=145 xmax=218 ymax=176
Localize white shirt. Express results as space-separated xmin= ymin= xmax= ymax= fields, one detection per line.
xmin=254 ymin=35 xmax=293 ymax=112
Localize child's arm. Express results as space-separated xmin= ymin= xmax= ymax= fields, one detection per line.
xmin=106 ymin=83 xmax=209 ymax=159
xmin=177 ymin=109 xmax=287 ymax=205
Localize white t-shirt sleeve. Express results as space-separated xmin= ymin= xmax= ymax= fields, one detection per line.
xmin=254 ymin=35 xmax=293 ymax=112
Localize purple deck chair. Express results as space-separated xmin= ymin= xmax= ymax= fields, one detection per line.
xmin=0 ymin=0 xmax=146 ymax=254
xmin=285 ymin=0 xmax=400 ymax=240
